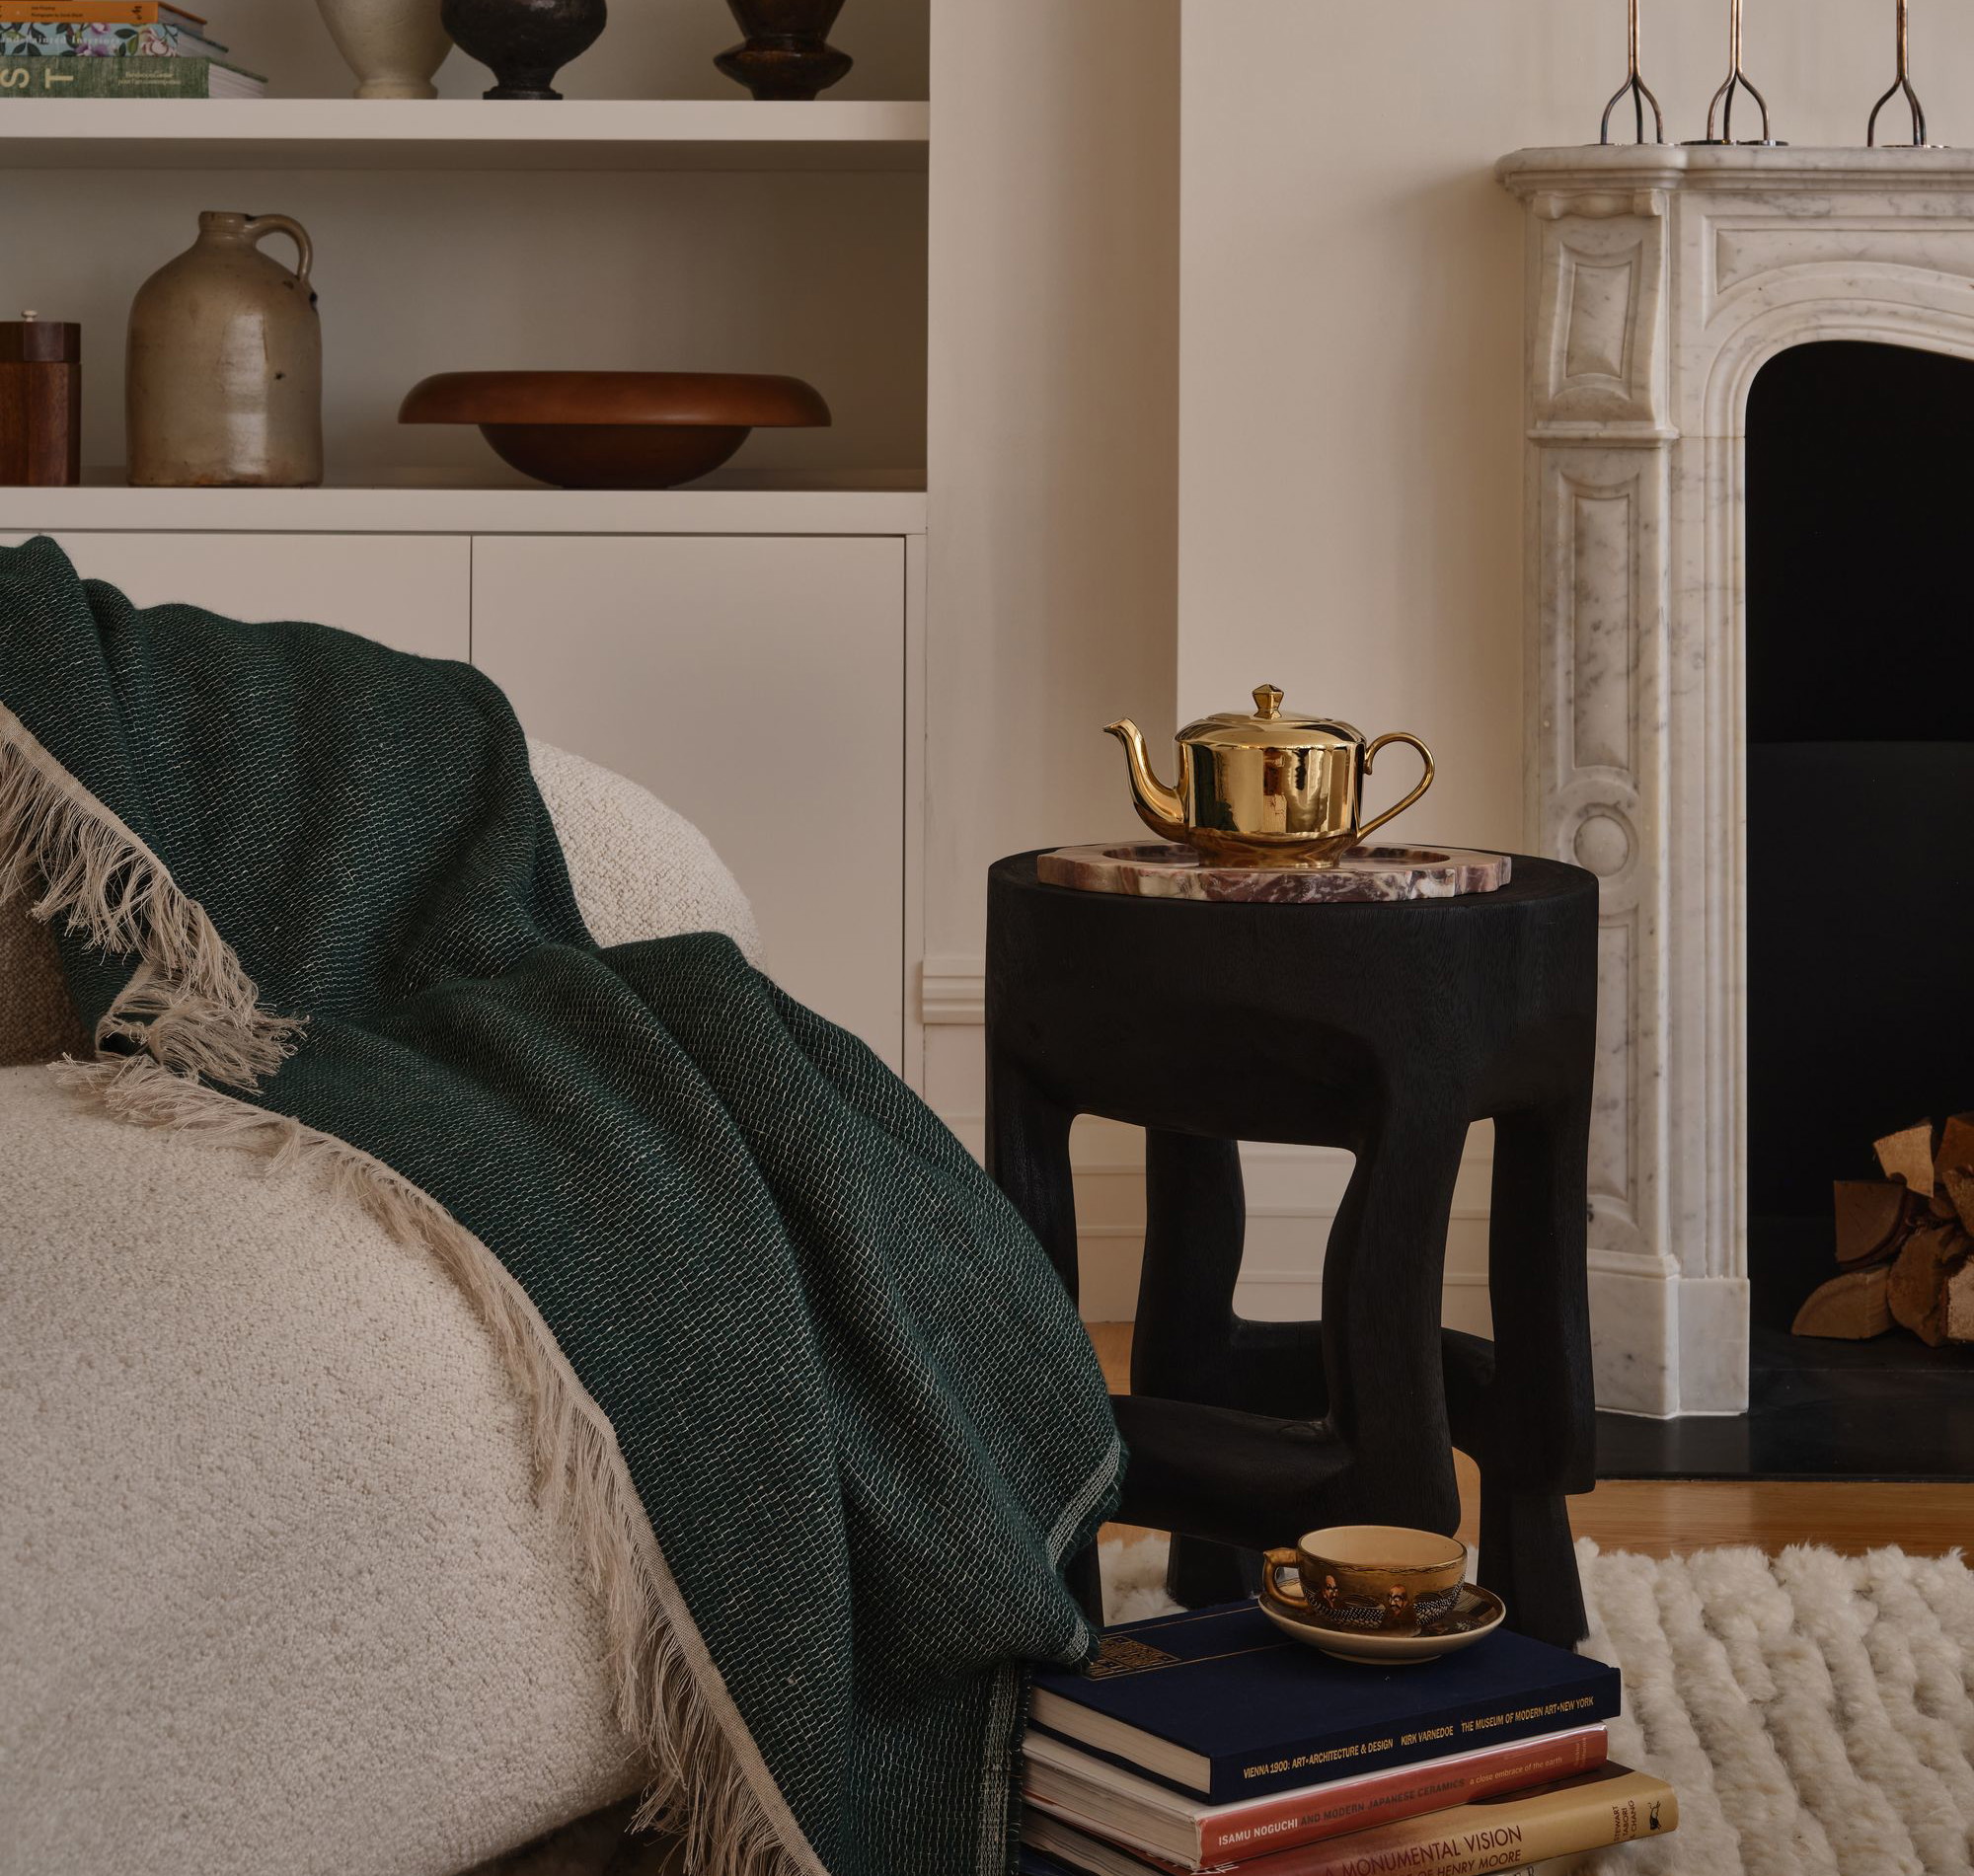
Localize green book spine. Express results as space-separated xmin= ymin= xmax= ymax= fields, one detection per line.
xmin=0 ymin=51 xmax=217 ymax=94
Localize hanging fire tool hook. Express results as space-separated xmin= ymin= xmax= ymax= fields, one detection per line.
xmin=1600 ymin=0 xmax=1665 ymax=146
xmin=1696 ymin=0 xmax=1782 ymax=146
xmin=1867 ymin=0 xmax=1934 ymax=149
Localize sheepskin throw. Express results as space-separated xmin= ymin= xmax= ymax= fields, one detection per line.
xmin=0 ymin=536 xmax=1122 ymax=1876
xmin=1101 ymin=1534 xmax=1974 ymax=1876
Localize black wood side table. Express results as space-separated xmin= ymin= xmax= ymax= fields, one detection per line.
xmin=985 ymin=852 xmax=1600 ymax=1649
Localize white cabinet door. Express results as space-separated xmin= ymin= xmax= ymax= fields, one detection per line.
xmin=0 ymin=533 xmax=471 ymax=662
xmin=473 ymin=535 xmax=906 ymax=1068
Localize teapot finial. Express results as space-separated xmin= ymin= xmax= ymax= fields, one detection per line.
xmin=1253 ymin=683 xmax=1285 ymax=720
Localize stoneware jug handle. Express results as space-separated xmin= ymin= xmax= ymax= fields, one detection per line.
xmin=245 ymin=213 xmax=313 ymax=285
xmin=1358 ymin=731 xmax=1435 ymax=842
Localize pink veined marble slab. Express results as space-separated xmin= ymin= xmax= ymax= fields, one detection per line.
xmin=1038 ymin=842 xmax=1513 ymax=903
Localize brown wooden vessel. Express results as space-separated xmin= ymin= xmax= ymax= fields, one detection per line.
xmin=399 ymin=370 xmax=830 ymax=488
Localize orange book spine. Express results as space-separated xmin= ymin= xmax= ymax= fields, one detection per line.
xmin=1198 ymin=1729 xmax=1609 ymax=1864
xmin=0 ymin=5 xmax=204 ymax=26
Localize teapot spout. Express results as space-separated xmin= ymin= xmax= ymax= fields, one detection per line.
xmin=1103 ymin=718 xmax=1187 ymax=843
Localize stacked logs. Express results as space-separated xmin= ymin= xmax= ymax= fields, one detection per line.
xmin=1792 ymin=1116 xmax=1974 ymax=1345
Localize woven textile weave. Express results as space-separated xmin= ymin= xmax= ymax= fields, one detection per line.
xmin=0 ymin=536 xmax=1122 ymax=1876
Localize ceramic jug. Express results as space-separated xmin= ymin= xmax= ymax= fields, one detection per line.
xmin=126 ymin=212 xmax=323 ymax=488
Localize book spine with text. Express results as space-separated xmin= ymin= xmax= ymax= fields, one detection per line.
xmin=0 ymin=51 xmax=228 ymax=92
xmin=1253 ymin=1769 xmax=1678 ymax=1876
xmin=1195 ymin=1726 xmax=1609 ymax=1864
xmin=0 ymin=5 xmax=193 ymax=25
xmin=0 ymin=24 xmax=225 ymax=54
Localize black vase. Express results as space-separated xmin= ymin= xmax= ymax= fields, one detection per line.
xmin=714 ymin=0 xmax=852 ymax=103
xmin=440 ymin=0 xmax=607 ymax=101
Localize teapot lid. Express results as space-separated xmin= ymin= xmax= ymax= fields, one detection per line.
xmin=1178 ymin=685 xmax=1365 ymax=752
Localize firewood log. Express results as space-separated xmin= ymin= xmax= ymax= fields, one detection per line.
xmin=1832 ymin=1180 xmax=1915 ymax=1265
xmin=1943 ymin=1167 xmax=1974 ymax=1240
xmin=1874 ymin=1120 xmax=1939 ymax=1197
xmin=1937 ymin=1111 xmax=1974 ymax=1180
xmin=1945 ymin=1258 xmax=1974 ymax=1345
xmin=1887 ymin=1222 xmax=1968 ymax=1347
xmin=1792 ymin=1265 xmax=1892 ymax=1339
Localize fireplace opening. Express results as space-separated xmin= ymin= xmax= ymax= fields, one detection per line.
xmin=1745 ymin=340 xmax=1974 ymax=1422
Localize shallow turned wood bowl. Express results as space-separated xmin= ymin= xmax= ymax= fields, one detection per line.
xmin=398 ymin=371 xmax=831 ymax=489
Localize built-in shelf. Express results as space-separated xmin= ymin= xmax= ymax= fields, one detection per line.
xmin=0 ymin=484 xmax=929 ymax=536
xmin=0 ymin=98 xmax=930 ymax=173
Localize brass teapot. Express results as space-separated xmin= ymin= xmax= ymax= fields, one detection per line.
xmin=1105 ymin=685 xmax=1434 ymax=867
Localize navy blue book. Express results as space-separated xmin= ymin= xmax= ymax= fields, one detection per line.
xmin=1028 ymin=1602 xmax=1621 ymax=1805
xmin=1020 ymin=1850 xmax=1079 ymax=1876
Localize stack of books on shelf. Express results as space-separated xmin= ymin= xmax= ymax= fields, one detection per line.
xmin=1 ymin=1 xmax=266 ymax=98
xmin=1020 ymin=1602 xmax=1677 ymax=1876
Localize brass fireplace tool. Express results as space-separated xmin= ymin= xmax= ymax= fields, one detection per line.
xmin=1694 ymin=0 xmax=1782 ymax=147
xmin=1600 ymin=0 xmax=1665 ymax=146
xmin=1867 ymin=0 xmax=1936 ymax=148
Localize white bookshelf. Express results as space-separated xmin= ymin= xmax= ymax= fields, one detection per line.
xmin=3 ymin=482 xmax=927 ymax=535
xmin=0 ymin=0 xmax=936 ymax=1065
xmin=0 ymin=98 xmax=930 ymax=172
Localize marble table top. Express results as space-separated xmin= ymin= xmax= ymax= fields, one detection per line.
xmin=1038 ymin=842 xmax=1513 ymax=904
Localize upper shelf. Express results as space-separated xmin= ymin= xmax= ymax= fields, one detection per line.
xmin=0 ymin=98 xmax=930 ymax=172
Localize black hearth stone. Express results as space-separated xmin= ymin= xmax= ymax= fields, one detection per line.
xmin=1597 ymin=1220 xmax=1974 ymax=1481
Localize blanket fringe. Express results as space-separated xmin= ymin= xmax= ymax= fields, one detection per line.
xmin=3 ymin=702 xmax=817 ymax=1876
xmin=54 ymin=1058 xmax=814 ymax=1876
xmin=0 ymin=709 xmax=300 ymax=1088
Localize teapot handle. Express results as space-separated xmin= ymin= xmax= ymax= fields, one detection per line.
xmin=1358 ymin=731 xmax=1435 ymax=842
xmin=245 ymin=213 xmax=313 ymax=286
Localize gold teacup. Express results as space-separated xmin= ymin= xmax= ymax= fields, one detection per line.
xmin=1261 ymin=1525 xmax=1468 ymax=1635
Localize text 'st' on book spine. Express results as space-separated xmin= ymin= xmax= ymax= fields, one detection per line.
xmin=0 ymin=52 xmax=213 ymax=92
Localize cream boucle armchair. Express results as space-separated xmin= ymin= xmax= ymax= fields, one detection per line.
xmin=0 ymin=744 xmax=759 ymax=1876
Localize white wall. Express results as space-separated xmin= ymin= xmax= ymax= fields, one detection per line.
xmin=923 ymin=0 xmax=1180 ymax=1140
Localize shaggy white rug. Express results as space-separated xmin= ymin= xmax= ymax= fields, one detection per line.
xmin=1101 ymin=1535 xmax=1974 ymax=1876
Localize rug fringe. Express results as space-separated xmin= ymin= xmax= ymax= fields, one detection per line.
xmin=0 ymin=708 xmax=299 ymax=1088
xmin=3 ymin=698 xmax=818 ymax=1876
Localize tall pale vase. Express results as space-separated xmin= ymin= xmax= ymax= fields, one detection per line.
xmin=315 ymin=0 xmax=452 ymax=99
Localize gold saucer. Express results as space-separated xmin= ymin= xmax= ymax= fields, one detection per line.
xmin=1257 ymin=1584 xmax=1507 ymax=1666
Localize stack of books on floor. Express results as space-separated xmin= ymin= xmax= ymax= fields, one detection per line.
xmin=1 ymin=2 xmax=266 ymax=98
xmin=1020 ymin=1602 xmax=1676 ymax=1876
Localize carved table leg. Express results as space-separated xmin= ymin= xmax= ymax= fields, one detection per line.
xmin=1134 ymin=1130 xmax=1253 ymax=1607
xmin=1478 ymin=1100 xmax=1595 ymax=1645
xmin=1319 ymin=1109 xmax=1466 ymax=1538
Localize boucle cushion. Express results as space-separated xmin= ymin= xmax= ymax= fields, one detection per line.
xmin=0 ymin=739 xmax=763 ymax=1069
xmin=0 ymin=742 xmax=762 ymax=1875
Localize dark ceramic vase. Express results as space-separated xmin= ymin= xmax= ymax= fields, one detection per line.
xmin=440 ymin=0 xmax=607 ymax=100
xmin=714 ymin=0 xmax=852 ymax=102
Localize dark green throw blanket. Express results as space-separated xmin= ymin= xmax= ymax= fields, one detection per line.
xmin=0 ymin=536 xmax=1120 ymax=1876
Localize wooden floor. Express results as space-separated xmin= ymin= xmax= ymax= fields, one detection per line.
xmin=1085 ymin=1323 xmax=1974 ymax=1558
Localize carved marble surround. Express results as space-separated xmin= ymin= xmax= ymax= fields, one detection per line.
xmin=1498 ymin=146 xmax=1974 ymax=1415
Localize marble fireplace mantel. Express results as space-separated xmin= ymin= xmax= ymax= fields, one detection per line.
xmin=1497 ymin=145 xmax=1974 ymax=1416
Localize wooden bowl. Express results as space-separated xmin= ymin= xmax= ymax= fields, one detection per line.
xmin=398 ymin=371 xmax=831 ymax=489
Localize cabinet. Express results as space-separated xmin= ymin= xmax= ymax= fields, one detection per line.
xmin=0 ymin=532 xmax=470 ymax=662
xmin=473 ymin=534 xmax=908 ymax=1069
xmin=3 ymin=524 xmax=912 ymax=1067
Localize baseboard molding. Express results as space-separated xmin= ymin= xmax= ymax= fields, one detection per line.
xmin=919 ymin=955 xmax=985 ymax=1024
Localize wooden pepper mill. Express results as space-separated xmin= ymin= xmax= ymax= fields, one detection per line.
xmin=0 ymin=312 xmax=82 ymax=488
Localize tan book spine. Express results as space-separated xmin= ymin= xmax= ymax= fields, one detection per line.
xmin=1289 ymin=1768 xmax=1678 ymax=1876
